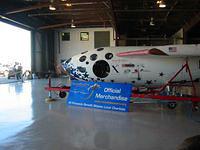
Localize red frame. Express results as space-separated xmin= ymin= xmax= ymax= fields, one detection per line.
xmin=158 ymin=59 xmax=196 ymax=96
xmin=45 ymin=60 xmax=200 ymax=103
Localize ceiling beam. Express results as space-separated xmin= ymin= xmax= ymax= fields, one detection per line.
xmin=183 ymin=12 xmax=200 ymax=32
xmin=164 ymin=1 xmax=179 ymax=20
xmin=6 ymin=3 xmax=50 ymax=15
xmin=28 ymin=9 xmax=108 ymax=17
xmin=118 ymin=18 xmax=167 ymax=22
xmin=38 ymin=19 xmax=111 ymax=30
xmin=107 ymin=0 xmax=117 ymax=32
xmin=0 ymin=15 xmax=34 ymax=30
xmin=114 ymin=9 xmax=200 ymax=13
xmin=5 ymin=1 xmax=102 ymax=15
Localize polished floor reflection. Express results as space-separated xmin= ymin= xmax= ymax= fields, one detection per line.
xmin=0 ymin=79 xmax=199 ymax=150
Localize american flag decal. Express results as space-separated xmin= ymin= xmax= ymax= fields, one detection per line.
xmin=169 ymin=47 xmax=177 ymax=52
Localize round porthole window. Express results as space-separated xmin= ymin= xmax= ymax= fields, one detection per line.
xmin=105 ymin=53 xmax=113 ymax=60
xmin=77 ymin=66 xmax=86 ymax=73
xmin=90 ymin=54 xmax=97 ymax=61
xmin=93 ymin=60 xmax=110 ymax=78
xmin=79 ymin=55 xmax=86 ymax=62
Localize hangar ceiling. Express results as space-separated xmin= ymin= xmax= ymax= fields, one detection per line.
xmin=0 ymin=0 xmax=199 ymax=38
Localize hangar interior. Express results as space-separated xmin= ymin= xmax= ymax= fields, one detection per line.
xmin=0 ymin=0 xmax=200 ymax=149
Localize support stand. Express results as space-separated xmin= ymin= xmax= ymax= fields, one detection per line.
xmin=158 ymin=59 xmax=196 ymax=96
xmin=45 ymin=75 xmax=57 ymax=102
xmin=44 ymin=74 xmax=70 ymax=101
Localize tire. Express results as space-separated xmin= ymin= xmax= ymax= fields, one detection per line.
xmin=192 ymin=103 xmax=199 ymax=112
xmin=59 ymin=91 xmax=67 ymax=98
xmin=167 ymin=102 xmax=177 ymax=109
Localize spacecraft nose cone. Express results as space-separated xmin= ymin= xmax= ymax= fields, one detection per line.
xmin=62 ymin=57 xmax=72 ymax=70
xmin=65 ymin=58 xmax=72 ymax=64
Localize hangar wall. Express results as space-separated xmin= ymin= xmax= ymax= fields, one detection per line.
xmin=55 ymin=27 xmax=116 ymax=63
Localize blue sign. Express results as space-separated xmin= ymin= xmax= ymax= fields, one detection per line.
xmin=67 ymin=80 xmax=132 ymax=112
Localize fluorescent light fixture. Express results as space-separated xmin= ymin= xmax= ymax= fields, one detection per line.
xmin=49 ymin=5 xmax=56 ymax=10
xmin=71 ymin=24 xmax=76 ymax=28
xmin=159 ymin=3 xmax=166 ymax=8
xmin=150 ymin=17 xmax=155 ymax=26
xmin=157 ymin=0 xmax=161 ymax=4
xmin=66 ymin=3 xmax=72 ymax=7
xmin=71 ymin=19 xmax=76 ymax=28
xmin=150 ymin=22 xmax=155 ymax=26
xmin=157 ymin=0 xmax=166 ymax=8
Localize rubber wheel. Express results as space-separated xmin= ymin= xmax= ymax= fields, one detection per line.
xmin=192 ymin=103 xmax=199 ymax=112
xmin=167 ymin=102 xmax=177 ymax=109
xmin=59 ymin=91 xmax=66 ymax=98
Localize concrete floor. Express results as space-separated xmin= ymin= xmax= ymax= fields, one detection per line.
xmin=0 ymin=79 xmax=199 ymax=150
xmin=0 ymin=76 xmax=21 ymax=84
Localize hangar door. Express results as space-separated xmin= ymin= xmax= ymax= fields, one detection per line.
xmin=0 ymin=21 xmax=31 ymax=82
xmin=94 ymin=31 xmax=110 ymax=48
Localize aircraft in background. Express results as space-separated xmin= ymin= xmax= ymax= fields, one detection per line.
xmin=61 ymin=44 xmax=200 ymax=92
